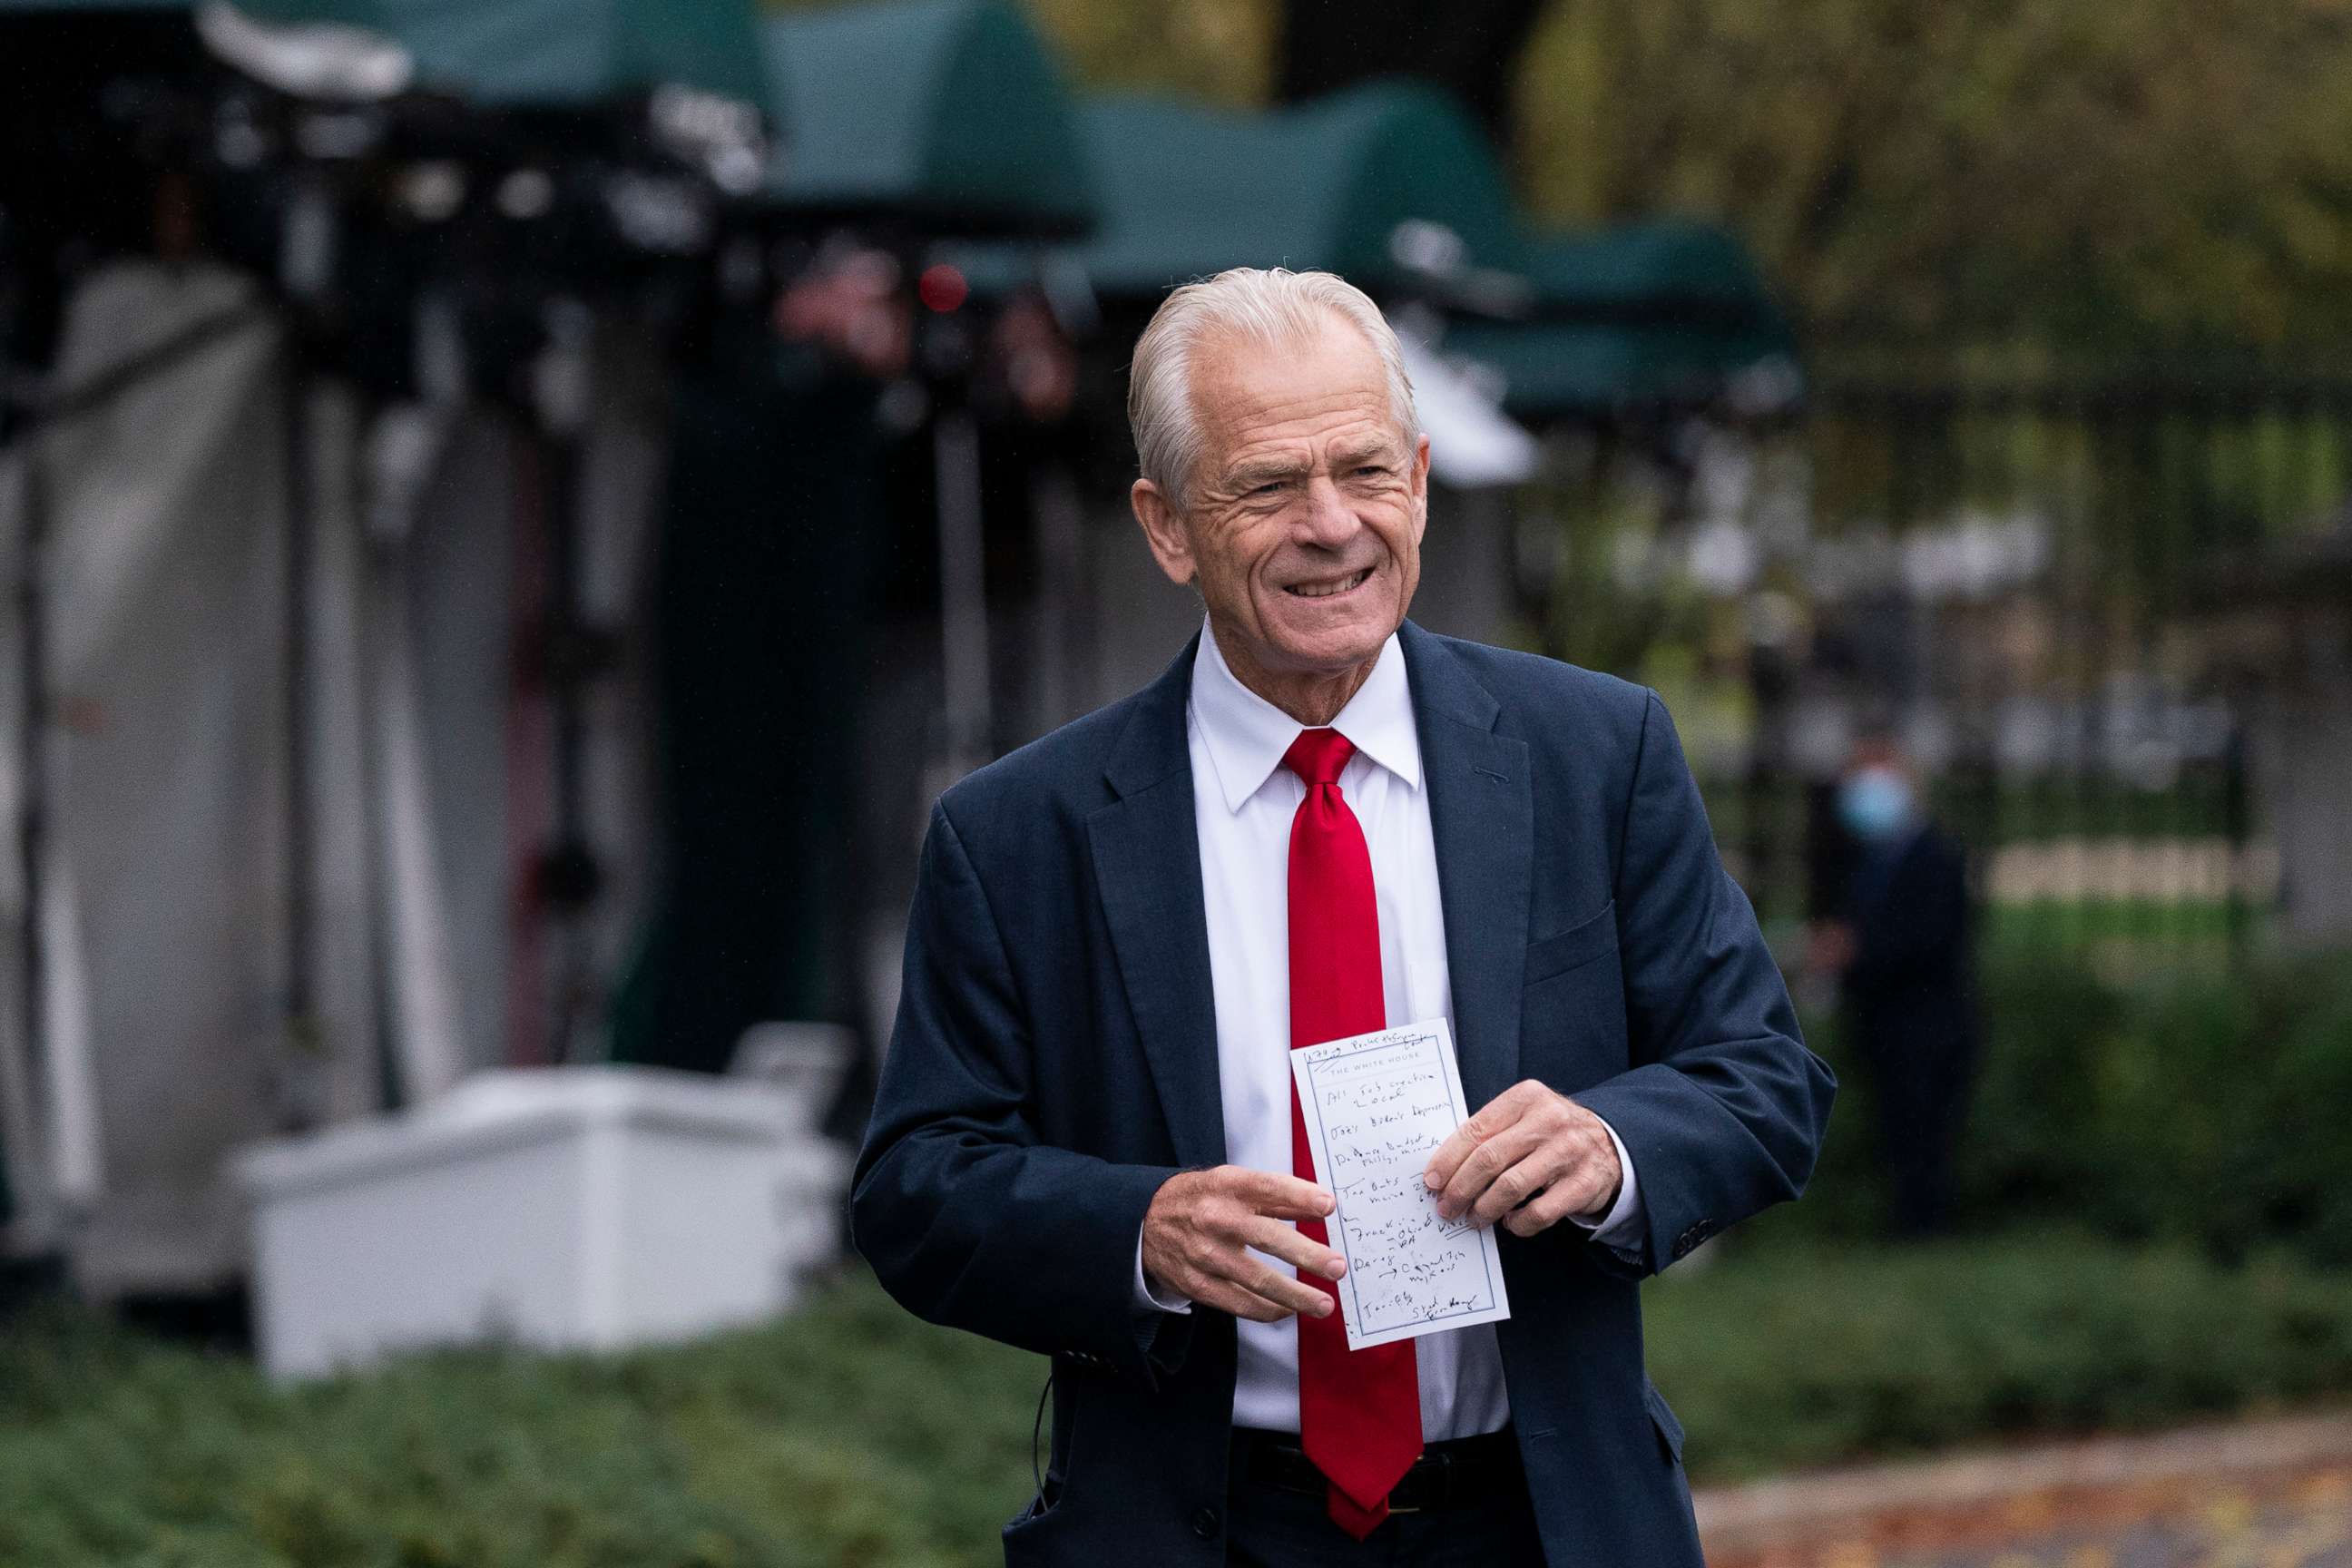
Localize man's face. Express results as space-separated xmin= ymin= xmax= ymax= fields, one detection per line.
xmin=1134 ymin=317 xmax=1429 ymax=681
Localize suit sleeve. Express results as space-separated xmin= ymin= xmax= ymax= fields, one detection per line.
xmin=1570 ymin=690 xmax=1838 ymax=1276
xmin=850 ymin=799 xmax=1189 ymax=1384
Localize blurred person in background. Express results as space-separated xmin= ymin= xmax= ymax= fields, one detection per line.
xmin=1810 ymin=732 xmax=1977 ymax=1239
xmin=853 ymin=268 xmax=1834 ymax=1567
xmin=632 ymin=247 xmax=910 ymax=1080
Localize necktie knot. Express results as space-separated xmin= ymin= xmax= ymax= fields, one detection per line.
xmin=1283 ymin=728 xmax=1356 ymax=789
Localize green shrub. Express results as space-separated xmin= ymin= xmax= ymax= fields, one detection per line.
xmin=1810 ymin=942 xmax=2352 ymax=1267
xmin=0 ymin=1275 xmax=1044 ymax=1568
xmin=1771 ymin=1004 xmax=1873 ymax=1229
xmin=5 ymin=1237 xmax=2350 ymax=1564
xmin=2106 ymin=953 xmax=2352 ymax=1267
xmin=1961 ymin=950 xmax=2129 ymax=1218
xmin=1645 ymin=1228 xmax=2352 ymax=1479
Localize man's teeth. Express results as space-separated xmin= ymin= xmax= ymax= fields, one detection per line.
xmin=1289 ymin=569 xmax=1371 ymax=598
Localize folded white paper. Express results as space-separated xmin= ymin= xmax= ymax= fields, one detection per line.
xmin=1289 ymin=1019 xmax=1512 ymax=1351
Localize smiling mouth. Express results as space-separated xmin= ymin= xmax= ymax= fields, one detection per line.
xmin=1286 ymin=567 xmax=1373 ymax=600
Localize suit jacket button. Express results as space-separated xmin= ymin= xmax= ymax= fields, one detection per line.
xmin=1191 ymin=1506 xmax=1220 ymax=1539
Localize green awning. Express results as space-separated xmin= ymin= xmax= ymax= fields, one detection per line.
xmin=1067 ymin=83 xmax=1522 ymax=299
xmin=225 ymin=0 xmax=764 ymax=108
xmin=759 ymin=0 xmax=1094 ymax=237
xmin=1446 ymin=319 xmax=1798 ymax=420
xmin=1522 ymin=220 xmax=1786 ymax=325
xmin=1446 ymin=221 xmax=1799 ymax=419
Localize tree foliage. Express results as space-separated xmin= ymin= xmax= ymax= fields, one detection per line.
xmin=1020 ymin=0 xmax=1273 ymax=106
xmin=1514 ymin=0 xmax=2352 ymax=344
xmin=887 ymin=0 xmax=2352 ymax=348
xmin=768 ymin=0 xmax=1274 ymax=104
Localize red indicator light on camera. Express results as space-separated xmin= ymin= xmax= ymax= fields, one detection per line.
xmin=918 ymin=264 xmax=969 ymax=314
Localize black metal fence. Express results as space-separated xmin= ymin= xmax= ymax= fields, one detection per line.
xmin=1523 ymin=349 xmax=2352 ymax=966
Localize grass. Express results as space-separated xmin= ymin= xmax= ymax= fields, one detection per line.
xmin=1979 ymin=897 xmax=2249 ymax=956
xmin=5 ymin=1230 xmax=2350 ymax=1566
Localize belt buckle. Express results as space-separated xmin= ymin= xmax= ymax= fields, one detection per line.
xmin=1386 ymin=1449 xmax=1448 ymax=1515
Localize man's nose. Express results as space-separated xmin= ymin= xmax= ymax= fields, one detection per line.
xmin=1296 ymin=475 xmax=1357 ymax=546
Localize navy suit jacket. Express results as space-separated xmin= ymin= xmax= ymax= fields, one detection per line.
xmin=852 ymin=621 xmax=1836 ymax=1567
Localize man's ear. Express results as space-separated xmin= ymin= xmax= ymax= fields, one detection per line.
xmin=1132 ymin=479 xmax=1197 ymax=588
xmin=1409 ymin=432 xmax=1432 ymax=546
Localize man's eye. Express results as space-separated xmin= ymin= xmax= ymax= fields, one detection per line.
xmin=1250 ymin=481 xmax=1285 ymax=497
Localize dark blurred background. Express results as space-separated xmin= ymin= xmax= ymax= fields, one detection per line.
xmin=3 ymin=2 xmax=2349 ymax=1564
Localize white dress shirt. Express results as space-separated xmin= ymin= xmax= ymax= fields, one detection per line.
xmin=1134 ymin=618 xmax=1643 ymax=1438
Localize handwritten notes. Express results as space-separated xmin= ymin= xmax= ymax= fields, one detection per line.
xmin=1289 ymin=1019 xmax=1511 ymax=1351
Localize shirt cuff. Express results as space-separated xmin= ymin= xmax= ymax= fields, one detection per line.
xmin=1562 ymin=1114 xmax=1643 ymax=1247
xmin=1133 ymin=1230 xmax=1194 ymax=1315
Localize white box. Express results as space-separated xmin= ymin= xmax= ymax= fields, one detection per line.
xmin=236 ymin=1065 xmax=844 ymax=1378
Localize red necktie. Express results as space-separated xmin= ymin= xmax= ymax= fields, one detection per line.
xmin=1282 ymin=727 xmax=1423 ymax=1539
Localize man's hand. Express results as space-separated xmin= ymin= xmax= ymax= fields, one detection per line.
xmin=1423 ymin=1080 xmax=1622 ymax=1238
xmin=1142 ymin=1167 xmax=1348 ymax=1323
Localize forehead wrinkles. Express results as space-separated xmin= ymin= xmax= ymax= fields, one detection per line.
xmin=1222 ymin=412 xmax=1397 ymax=476
xmin=1191 ymin=346 xmax=1401 ymax=486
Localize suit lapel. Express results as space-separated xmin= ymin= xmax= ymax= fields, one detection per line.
xmin=1090 ymin=634 xmax=1227 ymax=1170
xmin=1399 ymin=621 xmax=1531 ymax=1112
xmin=1090 ymin=623 xmax=1532 ymax=1164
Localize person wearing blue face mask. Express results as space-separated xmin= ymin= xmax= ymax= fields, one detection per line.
xmin=1838 ymin=765 xmax=1917 ymax=846
xmin=1818 ymin=737 xmax=1978 ymax=1238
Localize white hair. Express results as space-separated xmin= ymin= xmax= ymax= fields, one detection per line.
xmin=1126 ymin=268 xmax=1419 ymax=510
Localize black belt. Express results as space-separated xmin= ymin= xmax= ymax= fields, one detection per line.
xmin=1230 ymin=1426 xmax=1523 ymax=1514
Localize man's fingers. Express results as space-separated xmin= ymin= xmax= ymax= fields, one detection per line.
xmin=1142 ymin=1166 xmax=1349 ymax=1319
xmin=1495 ymin=1133 xmax=1621 ymax=1234
xmin=1423 ymin=1082 xmax=1539 ymax=1195
xmin=1190 ymin=1260 xmax=1333 ymax=1323
xmin=1186 ymin=1276 xmax=1293 ymax=1323
xmin=1236 ymin=1259 xmax=1337 ymax=1319
xmin=1436 ymin=1122 xmax=1545 ymax=1221
xmin=1502 ymin=1181 xmax=1580 ymax=1238
xmin=1228 ymin=1169 xmax=1336 ymax=1221
xmin=1240 ymin=1216 xmax=1347 ymax=1281
xmin=1423 ymin=1122 xmax=1477 ymax=1194
xmin=1470 ymin=1143 xmax=1575 ymax=1227
xmin=1501 ymin=1153 xmax=1617 ymax=1236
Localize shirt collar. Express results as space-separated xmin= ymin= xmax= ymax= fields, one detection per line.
xmin=1190 ymin=615 xmax=1423 ymax=814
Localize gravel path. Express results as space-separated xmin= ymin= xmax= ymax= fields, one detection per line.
xmin=1696 ymin=1415 xmax=2352 ymax=1568
xmin=1889 ymin=1464 xmax=2351 ymax=1566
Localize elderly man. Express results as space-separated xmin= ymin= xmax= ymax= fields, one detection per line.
xmin=853 ymin=269 xmax=1834 ymax=1567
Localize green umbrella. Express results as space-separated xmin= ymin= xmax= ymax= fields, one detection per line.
xmin=1067 ymin=83 xmax=1522 ymax=299
xmin=224 ymin=0 xmax=764 ymax=109
xmin=758 ymin=0 xmax=1095 ymax=237
xmin=1446 ymin=318 xmax=1798 ymax=420
xmin=1448 ymin=222 xmax=1800 ymax=419
xmin=1523 ymin=220 xmax=1788 ymax=326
